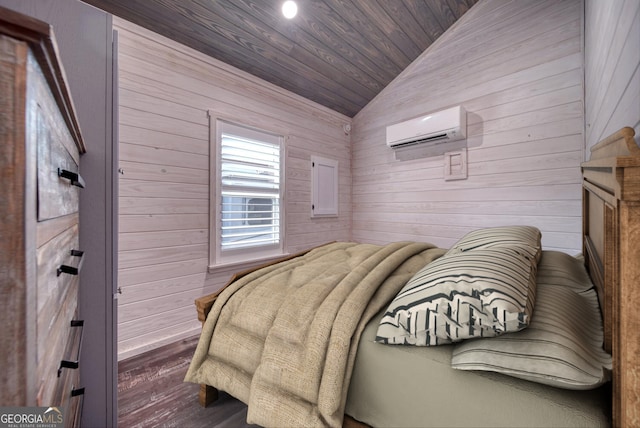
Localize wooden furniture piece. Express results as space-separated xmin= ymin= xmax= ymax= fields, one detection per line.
xmin=581 ymin=126 xmax=640 ymax=428
xmin=0 ymin=7 xmax=86 ymax=427
xmin=192 ymin=126 xmax=639 ymax=427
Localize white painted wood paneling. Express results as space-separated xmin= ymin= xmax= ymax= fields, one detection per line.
xmin=113 ymin=0 xmax=640 ymax=360
xmin=114 ymin=18 xmax=351 ymax=359
xmin=351 ymin=0 xmax=585 ymax=254
xmin=584 ymin=0 xmax=640 ymax=151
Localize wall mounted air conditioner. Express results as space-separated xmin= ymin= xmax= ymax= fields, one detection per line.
xmin=386 ymin=105 xmax=466 ymax=149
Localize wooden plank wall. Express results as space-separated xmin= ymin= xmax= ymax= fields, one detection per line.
xmin=114 ymin=18 xmax=351 ymax=359
xmin=584 ymin=0 xmax=640 ymax=152
xmin=351 ymin=0 xmax=585 ymax=253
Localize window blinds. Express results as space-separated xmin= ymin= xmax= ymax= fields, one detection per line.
xmin=220 ymin=131 xmax=281 ymax=251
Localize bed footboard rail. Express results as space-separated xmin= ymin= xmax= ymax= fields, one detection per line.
xmin=194 ymin=289 xmax=221 ymax=407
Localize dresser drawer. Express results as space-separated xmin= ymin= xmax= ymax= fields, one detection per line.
xmin=36 ymin=224 xmax=82 ymax=405
xmin=53 ymin=374 xmax=84 ymax=428
xmin=36 ymin=223 xmax=81 ymax=317
xmin=36 ymin=94 xmax=82 ymax=221
xmin=52 ymin=320 xmax=84 ymax=428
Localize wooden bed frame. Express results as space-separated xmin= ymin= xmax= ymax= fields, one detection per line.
xmin=581 ymin=127 xmax=639 ymax=427
xmin=194 ymin=127 xmax=640 ymax=427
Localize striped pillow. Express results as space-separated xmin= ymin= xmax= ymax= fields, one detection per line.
xmin=451 ymin=251 xmax=612 ymax=390
xmin=375 ymin=246 xmax=537 ymax=346
xmin=445 ymin=225 xmax=542 ymax=262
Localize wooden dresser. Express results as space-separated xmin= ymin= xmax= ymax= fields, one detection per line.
xmin=0 ymin=7 xmax=86 ymax=427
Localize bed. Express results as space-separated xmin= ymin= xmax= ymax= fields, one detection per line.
xmin=185 ymin=127 xmax=640 ymax=427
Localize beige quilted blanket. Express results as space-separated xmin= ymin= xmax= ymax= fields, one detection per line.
xmin=185 ymin=241 xmax=444 ymax=427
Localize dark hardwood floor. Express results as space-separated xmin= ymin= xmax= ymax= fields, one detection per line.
xmin=118 ymin=336 xmax=258 ymax=428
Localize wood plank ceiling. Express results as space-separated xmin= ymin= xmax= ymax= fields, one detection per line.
xmin=81 ymin=0 xmax=477 ymax=117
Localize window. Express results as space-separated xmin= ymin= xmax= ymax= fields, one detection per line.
xmin=212 ymin=119 xmax=284 ymax=266
xmin=247 ymin=197 xmax=273 ymax=225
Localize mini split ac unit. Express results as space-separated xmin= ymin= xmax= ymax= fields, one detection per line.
xmin=386 ymin=105 xmax=467 ymax=149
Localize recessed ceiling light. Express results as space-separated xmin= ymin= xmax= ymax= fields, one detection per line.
xmin=282 ymin=1 xmax=298 ymax=19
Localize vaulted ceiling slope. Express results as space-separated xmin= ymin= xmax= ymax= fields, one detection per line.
xmin=81 ymin=0 xmax=477 ymax=117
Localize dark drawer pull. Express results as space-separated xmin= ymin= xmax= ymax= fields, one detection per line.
xmin=70 ymin=249 xmax=84 ymax=258
xmin=58 ymin=320 xmax=84 ymax=377
xmin=58 ymin=168 xmax=85 ymax=188
xmin=57 ymin=249 xmax=84 ymax=276
xmin=71 ymin=387 xmax=85 ymax=397
xmin=57 ymin=265 xmax=78 ymax=276
xmin=59 ymin=360 xmax=79 ymax=370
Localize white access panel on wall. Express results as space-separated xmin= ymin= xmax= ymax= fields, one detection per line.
xmin=311 ymin=155 xmax=338 ymax=217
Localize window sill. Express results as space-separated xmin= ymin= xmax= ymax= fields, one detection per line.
xmin=207 ymin=252 xmax=292 ymax=275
